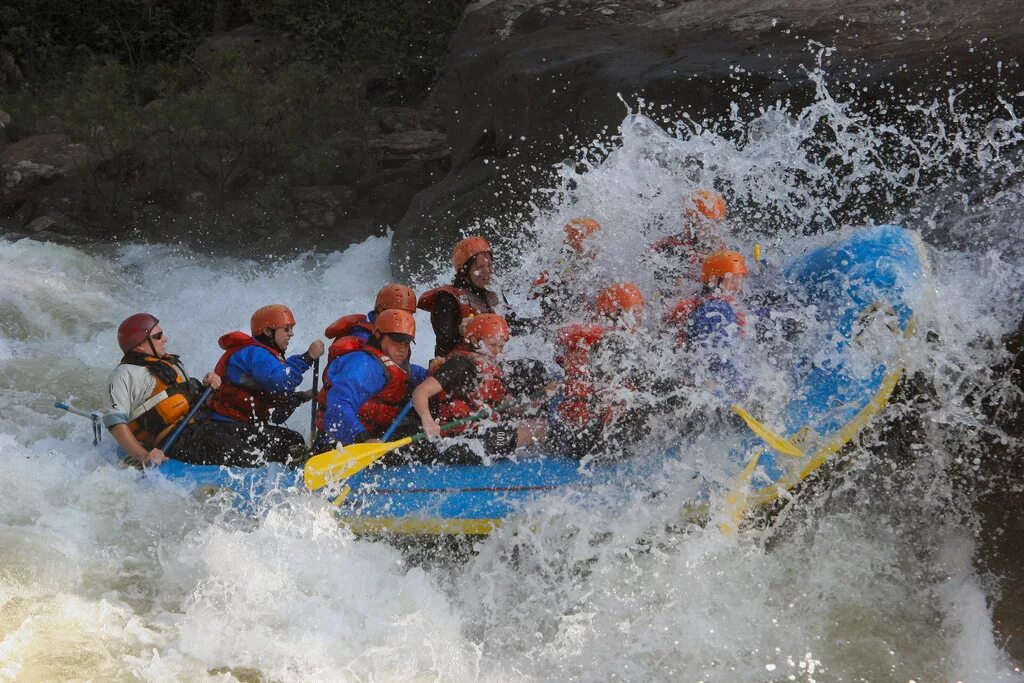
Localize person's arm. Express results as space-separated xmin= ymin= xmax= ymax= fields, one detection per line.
xmin=322 ymin=355 xmax=386 ymax=444
xmin=412 ymin=376 xmax=444 ymax=438
xmin=108 ymin=424 xmax=166 ymax=466
xmin=430 ymin=293 xmax=462 ymax=357
xmin=103 ymin=370 xmax=166 ymax=465
xmin=243 ymin=341 xmax=324 ymax=393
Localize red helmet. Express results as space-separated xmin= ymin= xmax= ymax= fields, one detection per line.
xmin=117 ymin=313 xmax=159 ymax=353
xmin=564 ymin=218 xmax=601 ymax=253
xmin=375 ymin=309 xmax=416 ymax=339
xmin=463 ymin=313 xmax=510 ymax=345
xmin=453 ymin=236 xmax=492 ymax=273
xmin=250 ymin=304 xmax=296 ymax=336
xmin=596 ymin=283 xmax=644 ymax=317
xmin=701 ymin=251 xmax=748 ymax=283
xmin=375 ymin=284 xmax=417 ymax=313
xmin=686 ymin=190 xmax=727 ymax=221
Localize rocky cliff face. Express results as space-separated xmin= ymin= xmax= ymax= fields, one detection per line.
xmin=390 ymin=0 xmax=1023 ymax=277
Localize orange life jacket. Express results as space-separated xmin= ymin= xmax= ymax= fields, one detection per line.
xmin=120 ymin=354 xmax=197 ymax=449
xmin=208 ymin=332 xmax=287 ymax=424
xmin=432 ymin=347 xmax=508 ymax=431
xmin=418 ymin=285 xmax=498 ymax=319
xmin=355 ymin=346 xmax=413 ymax=437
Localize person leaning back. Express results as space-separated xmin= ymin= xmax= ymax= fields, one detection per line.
xmin=103 ymin=313 xmax=220 ymax=467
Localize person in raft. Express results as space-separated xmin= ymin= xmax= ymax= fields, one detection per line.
xmin=410 ymin=313 xmax=549 ymax=463
xmin=530 ymin=217 xmax=602 ymax=318
xmin=314 ymin=283 xmax=418 ymax=446
xmin=206 ymin=304 xmax=324 ymax=465
xmin=650 ymin=189 xmax=729 ymax=286
xmin=551 ymin=283 xmax=659 ymax=459
xmin=418 ymin=236 xmax=531 ymax=359
xmin=319 ymin=309 xmax=428 ymax=449
xmin=103 ymin=313 xmax=221 ymax=467
xmin=665 ymin=250 xmax=752 ymax=393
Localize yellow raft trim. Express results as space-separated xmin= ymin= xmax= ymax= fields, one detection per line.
xmin=339 ymin=515 xmax=503 ymax=536
xmin=722 ymin=229 xmax=932 ymax=528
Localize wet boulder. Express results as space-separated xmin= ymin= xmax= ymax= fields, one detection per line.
xmin=391 ymin=0 xmax=1024 ymax=277
xmin=0 ymin=135 xmax=90 ymax=208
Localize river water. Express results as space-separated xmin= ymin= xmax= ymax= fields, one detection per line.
xmin=1 ymin=61 xmax=1023 ymax=681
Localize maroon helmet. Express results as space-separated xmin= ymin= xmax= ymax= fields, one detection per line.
xmin=117 ymin=313 xmax=159 ymax=353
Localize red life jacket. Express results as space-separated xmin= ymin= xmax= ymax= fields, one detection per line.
xmin=417 ymin=285 xmax=498 ymax=319
xmin=208 ymin=332 xmax=286 ymax=424
xmin=665 ymin=295 xmax=746 ymax=347
xmin=324 ymin=314 xmax=374 ymax=360
xmin=554 ymin=323 xmax=607 ymax=428
xmin=650 ymin=231 xmax=727 ymax=274
xmin=355 ymin=346 xmax=413 ymax=437
xmin=315 ymin=334 xmax=371 ymax=433
xmin=432 ymin=347 xmax=508 ymax=431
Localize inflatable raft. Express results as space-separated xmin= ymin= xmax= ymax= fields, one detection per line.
xmin=153 ymin=224 xmax=927 ymax=534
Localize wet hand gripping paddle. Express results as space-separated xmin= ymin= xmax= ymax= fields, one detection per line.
xmin=304 ymin=393 xmax=545 ymax=491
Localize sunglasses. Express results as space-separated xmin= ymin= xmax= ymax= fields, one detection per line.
xmin=148 ymin=331 xmax=164 ymax=341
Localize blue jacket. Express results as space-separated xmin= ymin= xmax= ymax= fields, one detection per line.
xmin=348 ymin=310 xmax=376 ymax=343
xmin=212 ymin=344 xmax=311 ymax=424
xmin=323 ymin=350 xmax=427 ymax=443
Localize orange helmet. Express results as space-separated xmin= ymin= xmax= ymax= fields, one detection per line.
xmin=453 ymin=236 xmax=492 ymax=272
xmin=701 ymin=251 xmax=748 ymax=283
xmin=375 ymin=284 xmax=417 ymax=313
xmin=563 ymin=218 xmax=601 ymax=253
xmin=596 ymin=283 xmax=644 ymax=317
xmin=463 ymin=313 xmax=511 ymax=345
xmin=686 ymin=190 xmax=727 ymax=221
xmin=251 ymin=305 xmax=296 ymax=336
xmin=375 ymin=309 xmax=416 ymax=339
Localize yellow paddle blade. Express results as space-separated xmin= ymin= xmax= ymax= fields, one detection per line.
xmin=303 ymin=437 xmax=413 ymax=491
xmin=753 ymin=243 xmax=762 ymax=262
xmin=730 ymin=404 xmax=804 ymax=458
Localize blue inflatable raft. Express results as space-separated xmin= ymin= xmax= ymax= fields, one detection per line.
xmin=153 ymin=224 xmax=928 ymax=535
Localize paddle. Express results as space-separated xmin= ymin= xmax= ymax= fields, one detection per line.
xmin=382 ymin=401 xmax=414 ymax=441
xmin=54 ymin=400 xmax=105 ymax=445
xmin=304 ymin=393 xmax=543 ymax=491
xmin=160 ymin=386 xmax=214 ymax=455
xmin=730 ymin=404 xmax=804 ymax=457
xmin=309 ymin=357 xmax=320 ymax=445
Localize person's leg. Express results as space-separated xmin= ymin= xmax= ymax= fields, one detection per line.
xmin=171 ymin=420 xmax=275 ymax=467
xmin=256 ymin=425 xmax=307 ymax=464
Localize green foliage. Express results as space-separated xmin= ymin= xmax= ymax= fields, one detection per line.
xmin=0 ymin=0 xmax=216 ymax=80
xmin=244 ymin=0 xmax=468 ymax=103
xmin=10 ymin=56 xmax=370 ymax=207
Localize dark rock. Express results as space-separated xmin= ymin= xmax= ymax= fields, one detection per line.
xmin=0 ymin=135 xmax=91 ymax=207
xmin=390 ymin=157 xmax=551 ymax=279
xmin=974 ymin=317 xmax=1024 ymax=665
xmin=194 ymin=24 xmax=290 ymax=63
xmin=434 ymin=0 xmax=1024 ymax=168
xmin=390 ymin=0 xmax=1024 ymax=276
xmin=0 ymin=49 xmax=22 ymax=88
xmin=289 ymin=185 xmax=357 ymax=229
xmin=367 ymin=130 xmax=450 ymax=164
xmin=376 ymin=107 xmax=422 ymax=133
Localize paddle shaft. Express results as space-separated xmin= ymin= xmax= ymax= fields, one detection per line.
xmin=309 ymin=357 xmax=320 ymax=445
xmin=54 ymin=401 xmax=105 ymax=445
xmin=160 ymin=386 xmax=213 ymax=454
xmin=55 ymin=401 xmax=96 ymax=420
xmin=382 ymin=400 xmax=414 ymax=441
